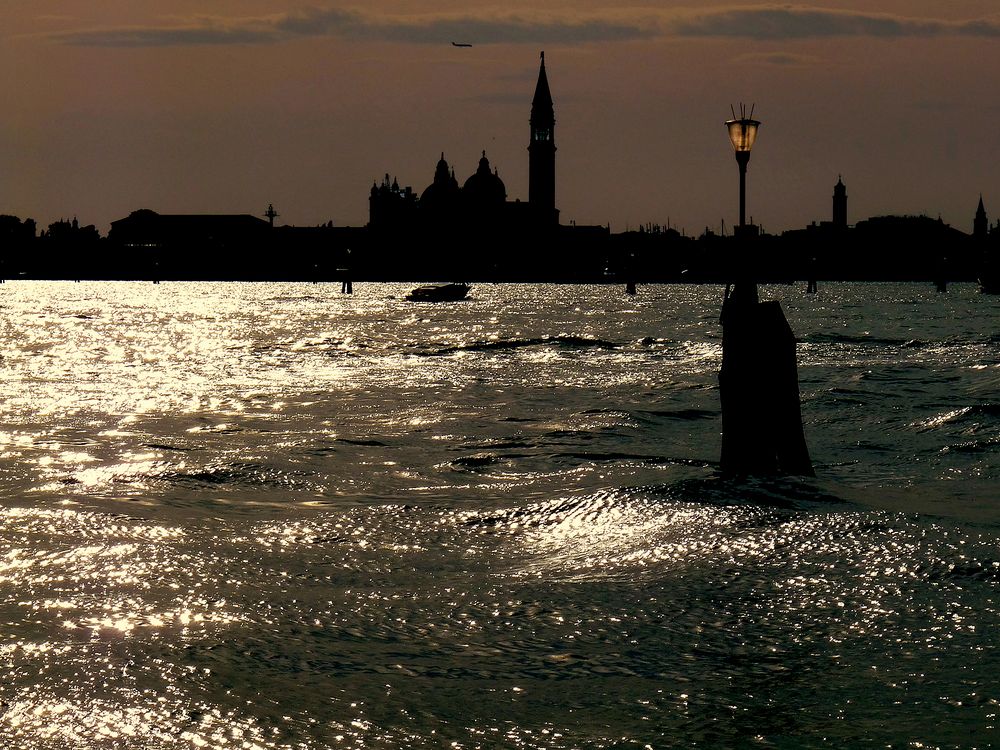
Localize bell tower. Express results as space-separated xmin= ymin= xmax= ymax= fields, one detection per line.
xmin=974 ymin=195 xmax=988 ymax=240
xmin=833 ymin=176 xmax=847 ymax=230
xmin=529 ymin=51 xmax=558 ymax=226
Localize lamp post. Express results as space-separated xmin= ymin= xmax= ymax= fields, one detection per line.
xmin=725 ymin=104 xmax=760 ymax=231
xmin=723 ymin=104 xmax=761 ymax=304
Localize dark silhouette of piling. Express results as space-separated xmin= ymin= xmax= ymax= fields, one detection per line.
xmin=806 ymin=257 xmax=818 ymax=293
xmin=719 ymin=284 xmax=813 ymax=476
xmin=341 ymin=249 xmax=353 ymax=293
xmin=935 ymin=256 xmax=948 ymax=292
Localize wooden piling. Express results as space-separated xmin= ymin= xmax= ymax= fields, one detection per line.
xmin=720 ymin=294 xmax=813 ymax=476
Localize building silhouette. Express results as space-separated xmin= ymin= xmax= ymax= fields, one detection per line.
xmin=833 ymin=176 xmax=848 ymax=230
xmin=103 ymin=208 xmax=358 ymax=281
xmin=364 ymin=52 xmax=607 ymax=280
xmin=369 ymin=53 xmax=556 ymax=236
xmin=974 ymin=196 xmax=999 ymax=292
xmin=369 ymin=174 xmax=418 ymax=230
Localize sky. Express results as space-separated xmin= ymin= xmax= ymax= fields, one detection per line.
xmin=2 ymin=1 xmax=999 ymax=236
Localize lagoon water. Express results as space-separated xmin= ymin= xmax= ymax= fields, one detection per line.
xmin=0 ymin=281 xmax=998 ymax=749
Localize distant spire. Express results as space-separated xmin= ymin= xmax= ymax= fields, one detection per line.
xmin=531 ymin=51 xmax=553 ymax=117
xmin=974 ymin=193 xmax=988 ymax=239
xmin=264 ymin=203 xmax=279 ymax=227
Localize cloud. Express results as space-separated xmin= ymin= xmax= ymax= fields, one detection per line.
xmin=44 ymin=5 xmax=1000 ymax=48
xmin=50 ymin=24 xmax=279 ymax=47
xmin=668 ymin=7 xmax=1000 ymax=40
xmin=732 ymin=51 xmax=821 ymax=66
xmin=280 ymin=7 xmax=658 ymax=44
xmin=48 ymin=7 xmax=656 ymax=47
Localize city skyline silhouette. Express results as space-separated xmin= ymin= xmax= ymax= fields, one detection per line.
xmin=1 ymin=49 xmax=997 ymax=286
xmin=2 ymin=2 xmax=998 ymax=236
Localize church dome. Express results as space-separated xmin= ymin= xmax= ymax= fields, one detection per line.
xmin=462 ymin=151 xmax=507 ymax=206
xmin=420 ymin=153 xmax=460 ymax=208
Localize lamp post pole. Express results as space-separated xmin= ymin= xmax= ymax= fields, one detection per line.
xmin=736 ymin=151 xmax=749 ymax=229
xmin=725 ymin=106 xmax=760 ymax=302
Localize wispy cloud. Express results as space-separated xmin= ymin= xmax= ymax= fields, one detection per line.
xmin=276 ymin=7 xmax=658 ymax=44
xmin=52 ymin=24 xmax=279 ymax=47
xmin=669 ymin=7 xmax=1000 ymax=40
xmin=47 ymin=7 xmax=656 ymax=47
xmin=45 ymin=5 xmax=1000 ymax=48
xmin=732 ymin=51 xmax=821 ymax=67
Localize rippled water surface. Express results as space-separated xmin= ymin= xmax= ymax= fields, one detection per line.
xmin=1 ymin=281 xmax=998 ymax=748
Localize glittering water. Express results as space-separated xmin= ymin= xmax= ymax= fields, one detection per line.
xmin=0 ymin=281 xmax=998 ymax=749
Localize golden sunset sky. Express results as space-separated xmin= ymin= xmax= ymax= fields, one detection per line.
xmin=3 ymin=1 xmax=998 ymax=235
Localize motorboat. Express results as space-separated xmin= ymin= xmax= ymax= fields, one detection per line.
xmin=404 ymin=282 xmax=471 ymax=302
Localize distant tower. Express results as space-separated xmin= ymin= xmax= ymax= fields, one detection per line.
xmin=264 ymin=203 xmax=279 ymax=227
xmin=974 ymin=195 xmax=988 ymax=240
xmin=529 ymin=51 xmax=558 ymax=226
xmin=832 ymin=176 xmax=847 ymax=229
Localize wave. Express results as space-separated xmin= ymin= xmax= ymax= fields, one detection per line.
xmin=941 ymin=436 xmax=1000 ymax=454
xmin=915 ymin=559 xmax=1000 ymax=583
xmin=636 ymin=475 xmax=847 ymax=509
xmin=916 ymin=404 xmax=1000 ymax=431
xmin=414 ymin=334 xmax=619 ymax=357
xmin=335 ymin=438 xmax=389 ymax=447
xmin=554 ymin=451 xmax=670 ymax=464
xmin=266 ymin=295 xmax=324 ymax=303
xmin=803 ymin=332 xmax=914 ymax=347
xmin=158 ymin=462 xmax=310 ymax=489
xmin=457 ymin=478 xmax=844 ymax=559
xmin=142 ymin=443 xmax=195 ymax=452
xmin=642 ymin=407 xmax=717 ymax=420
xmin=821 ymin=387 xmax=870 ymax=405
xmin=967 ymin=404 xmax=1000 ymax=418
xmin=458 ymin=439 xmax=534 ymax=450
xmin=448 ymin=453 xmax=509 ymax=469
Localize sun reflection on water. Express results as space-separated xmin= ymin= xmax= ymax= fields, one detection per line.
xmin=0 ymin=282 xmax=997 ymax=747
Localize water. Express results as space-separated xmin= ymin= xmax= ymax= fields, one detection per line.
xmin=0 ymin=281 xmax=997 ymax=749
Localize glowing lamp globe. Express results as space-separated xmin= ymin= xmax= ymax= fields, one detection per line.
xmin=726 ymin=118 xmax=760 ymax=153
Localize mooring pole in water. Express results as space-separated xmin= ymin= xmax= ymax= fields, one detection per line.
xmin=719 ymin=290 xmax=814 ymax=476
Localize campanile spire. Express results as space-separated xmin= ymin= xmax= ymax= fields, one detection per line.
xmin=528 ymin=51 xmax=557 ymax=225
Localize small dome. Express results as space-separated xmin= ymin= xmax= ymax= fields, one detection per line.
xmin=462 ymin=151 xmax=506 ymax=205
xmin=421 ymin=153 xmax=460 ymax=208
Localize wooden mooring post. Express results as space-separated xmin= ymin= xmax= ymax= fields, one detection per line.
xmin=719 ymin=285 xmax=813 ymax=476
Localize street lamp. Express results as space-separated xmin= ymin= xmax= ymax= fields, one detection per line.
xmin=725 ymin=104 xmax=760 ymax=230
